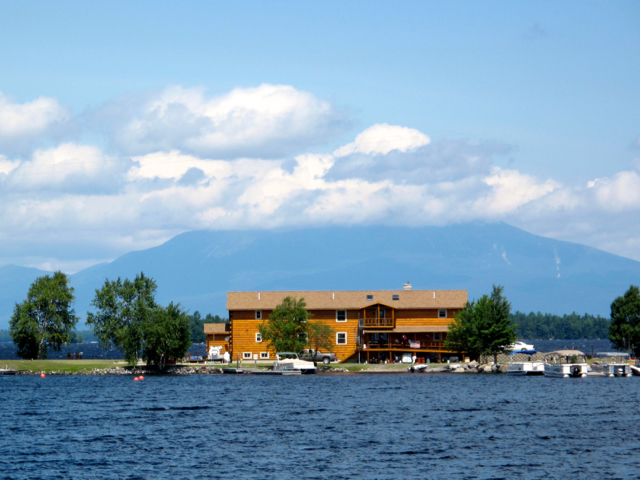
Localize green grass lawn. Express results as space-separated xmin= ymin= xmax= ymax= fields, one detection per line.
xmin=2 ymin=359 xmax=126 ymax=373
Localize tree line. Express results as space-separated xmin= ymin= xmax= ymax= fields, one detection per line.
xmin=510 ymin=311 xmax=610 ymax=340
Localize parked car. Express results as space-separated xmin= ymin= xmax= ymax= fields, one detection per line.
xmin=300 ymin=349 xmax=337 ymax=364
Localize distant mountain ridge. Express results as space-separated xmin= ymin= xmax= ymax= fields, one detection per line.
xmin=1 ymin=222 xmax=639 ymax=328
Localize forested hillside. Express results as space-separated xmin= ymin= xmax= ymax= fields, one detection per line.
xmin=511 ymin=311 xmax=610 ymax=340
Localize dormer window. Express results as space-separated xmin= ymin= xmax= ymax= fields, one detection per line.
xmin=392 ymin=295 xmax=399 ymax=300
xmin=367 ymin=294 xmax=373 ymax=300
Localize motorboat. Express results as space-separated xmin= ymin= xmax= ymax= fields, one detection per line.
xmin=543 ymin=350 xmax=588 ymax=378
xmin=507 ymin=361 xmax=544 ymax=376
xmin=590 ymin=361 xmax=632 ymax=377
xmin=510 ymin=341 xmax=536 ymax=354
xmin=273 ymin=352 xmax=317 ymax=374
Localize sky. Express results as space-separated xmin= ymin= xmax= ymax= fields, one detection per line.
xmin=0 ymin=1 xmax=639 ymax=272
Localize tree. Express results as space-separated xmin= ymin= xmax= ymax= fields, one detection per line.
xmin=483 ymin=285 xmax=517 ymax=364
xmin=9 ymin=271 xmax=78 ymax=359
xmin=143 ymin=303 xmax=191 ymax=367
xmin=444 ymin=285 xmax=517 ymax=362
xmin=608 ymin=285 xmax=640 ymax=357
xmin=258 ymin=296 xmax=309 ymax=353
xmin=186 ymin=311 xmax=228 ymax=343
xmin=86 ymin=273 xmax=159 ymax=365
xmin=445 ymin=298 xmax=485 ymax=361
xmin=306 ymin=321 xmax=335 ymax=366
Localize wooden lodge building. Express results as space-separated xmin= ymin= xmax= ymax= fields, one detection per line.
xmin=204 ymin=323 xmax=230 ymax=355
xmin=223 ymin=285 xmax=468 ymax=363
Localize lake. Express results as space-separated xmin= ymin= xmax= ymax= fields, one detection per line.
xmin=1 ymin=373 xmax=639 ymax=479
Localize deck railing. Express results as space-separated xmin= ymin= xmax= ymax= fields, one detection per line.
xmin=361 ymin=342 xmax=447 ymax=351
xmin=360 ymin=317 xmax=395 ymax=329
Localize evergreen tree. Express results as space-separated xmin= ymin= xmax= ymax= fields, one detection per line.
xmin=484 ymin=285 xmax=517 ymax=364
xmin=608 ymin=285 xmax=640 ymax=356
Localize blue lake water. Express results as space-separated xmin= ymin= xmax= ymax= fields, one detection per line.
xmin=1 ymin=373 xmax=639 ymax=479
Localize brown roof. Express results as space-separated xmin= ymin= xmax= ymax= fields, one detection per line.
xmin=227 ymin=290 xmax=467 ymax=311
xmin=203 ymin=323 xmax=230 ymax=334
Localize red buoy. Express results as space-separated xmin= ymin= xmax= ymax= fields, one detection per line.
xmin=139 ymin=375 xmax=144 ymax=380
xmin=134 ymin=377 xmax=139 ymax=381
xmin=40 ymin=373 xmax=45 ymax=378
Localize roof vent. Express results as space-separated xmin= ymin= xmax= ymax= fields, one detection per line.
xmin=403 ymin=282 xmax=412 ymax=291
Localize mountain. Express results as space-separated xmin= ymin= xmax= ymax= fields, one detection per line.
xmin=0 ymin=264 xmax=54 ymax=327
xmin=1 ymin=223 xmax=639 ymax=329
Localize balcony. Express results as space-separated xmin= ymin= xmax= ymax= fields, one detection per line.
xmin=360 ymin=317 xmax=395 ymax=329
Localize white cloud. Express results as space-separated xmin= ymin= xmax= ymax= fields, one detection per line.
xmin=1 ymin=84 xmax=640 ymax=267
xmin=588 ymin=171 xmax=640 ymax=211
xmin=476 ymin=167 xmax=559 ymax=216
xmin=3 ymin=143 xmax=128 ymax=193
xmin=0 ymin=92 xmax=71 ymax=153
xmin=105 ymin=84 xmax=346 ymax=158
xmin=334 ymin=123 xmax=430 ymax=157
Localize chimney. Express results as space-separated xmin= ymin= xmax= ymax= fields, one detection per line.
xmin=403 ymin=282 xmax=412 ymax=291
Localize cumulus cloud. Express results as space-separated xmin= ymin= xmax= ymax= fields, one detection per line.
xmin=97 ymin=84 xmax=346 ymax=158
xmin=2 ymin=143 xmax=130 ymax=194
xmin=0 ymin=92 xmax=71 ymax=154
xmin=333 ymin=123 xmax=430 ymax=157
xmin=1 ymin=84 xmax=640 ymax=268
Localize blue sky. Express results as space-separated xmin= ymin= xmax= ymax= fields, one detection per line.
xmin=0 ymin=1 xmax=639 ymax=271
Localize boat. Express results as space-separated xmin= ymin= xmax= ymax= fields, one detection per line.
xmin=0 ymin=368 xmax=17 ymax=376
xmin=543 ymin=350 xmax=588 ymax=378
xmin=510 ymin=341 xmax=536 ymax=354
xmin=507 ymin=361 xmax=544 ymax=376
xmin=273 ymin=352 xmax=317 ymax=374
xmin=590 ymin=361 xmax=632 ymax=377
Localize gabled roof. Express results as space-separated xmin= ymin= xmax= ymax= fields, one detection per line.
xmin=204 ymin=323 xmax=230 ymax=334
xmin=227 ymin=290 xmax=467 ymax=310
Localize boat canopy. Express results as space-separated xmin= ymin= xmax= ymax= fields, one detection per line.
xmin=545 ymin=350 xmax=585 ymax=357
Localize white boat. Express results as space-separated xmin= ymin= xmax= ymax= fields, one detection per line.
xmin=507 ymin=361 xmax=544 ymax=376
xmin=273 ymin=352 xmax=317 ymax=374
xmin=510 ymin=341 xmax=536 ymax=353
xmin=590 ymin=362 xmax=632 ymax=377
xmin=543 ymin=350 xmax=588 ymax=378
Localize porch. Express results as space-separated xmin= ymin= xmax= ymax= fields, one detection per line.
xmin=358 ymin=326 xmax=455 ymax=363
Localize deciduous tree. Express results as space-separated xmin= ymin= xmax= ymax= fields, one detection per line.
xmin=10 ymin=271 xmax=78 ymax=359
xmin=86 ymin=273 xmax=159 ymax=365
xmin=306 ymin=321 xmax=335 ymax=366
xmin=143 ymin=303 xmax=191 ymax=367
xmin=258 ymin=296 xmax=309 ymax=353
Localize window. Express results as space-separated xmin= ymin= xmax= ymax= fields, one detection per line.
xmin=337 ymin=332 xmax=347 ymax=345
xmin=392 ymin=294 xmax=399 ymax=300
xmin=260 ymin=352 xmax=269 ymax=359
xmin=366 ymin=294 xmax=373 ymax=300
xmin=255 ymin=310 xmax=262 ymax=320
xmin=434 ymin=333 xmax=441 ymax=341
xmin=438 ymin=309 xmax=447 ymax=318
xmin=243 ymin=352 xmax=252 ymax=359
xmin=380 ymin=309 xmax=385 ymax=319
xmin=336 ymin=310 xmax=347 ymax=322
xmin=255 ymin=332 xmax=262 ymax=343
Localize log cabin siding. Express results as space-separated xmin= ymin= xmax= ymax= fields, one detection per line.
xmin=229 ymin=310 xmax=360 ymax=362
xmin=226 ymin=290 xmax=467 ymax=363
